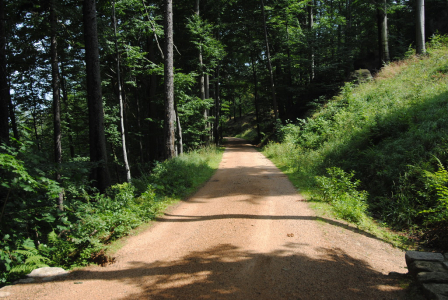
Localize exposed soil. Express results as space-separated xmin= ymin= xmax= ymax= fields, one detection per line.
xmin=2 ymin=137 xmax=408 ymax=299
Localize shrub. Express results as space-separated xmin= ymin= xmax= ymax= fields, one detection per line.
xmin=420 ymin=161 xmax=448 ymax=225
xmin=315 ymin=167 xmax=368 ymax=224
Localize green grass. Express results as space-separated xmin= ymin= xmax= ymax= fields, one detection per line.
xmin=263 ymin=36 xmax=448 ymax=250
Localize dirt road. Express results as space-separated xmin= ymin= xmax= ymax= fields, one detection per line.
xmin=3 ymin=137 xmax=408 ymax=299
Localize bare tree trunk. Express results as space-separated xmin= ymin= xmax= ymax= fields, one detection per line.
xmin=308 ymin=0 xmax=315 ymax=81
xmin=260 ymin=0 xmax=278 ymax=121
xmin=50 ymin=0 xmax=64 ymax=210
xmin=176 ymin=107 xmax=183 ymax=155
xmin=112 ymin=0 xmax=131 ymax=182
xmin=205 ymin=74 xmax=209 ymax=99
xmin=205 ymin=73 xmax=212 ymax=140
xmin=377 ymin=7 xmax=383 ymax=69
xmin=250 ymin=53 xmax=261 ymax=142
xmin=214 ymin=66 xmax=221 ymax=146
xmin=164 ymin=0 xmax=176 ymax=159
xmin=0 ymin=0 xmax=9 ymax=146
xmin=83 ymin=0 xmax=111 ymax=192
xmin=8 ymin=88 xmax=18 ymax=141
xmin=345 ymin=0 xmax=354 ymax=76
xmin=30 ymin=76 xmax=41 ymax=150
xmin=135 ymin=81 xmax=144 ymax=163
xmin=60 ymin=64 xmax=75 ymax=158
xmin=416 ymin=0 xmax=426 ymax=55
xmin=148 ymin=35 xmax=159 ymax=161
xmin=380 ymin=0 xmax=390 ymax=63
xmin=195 ymin=0 xmax=209 ymax=145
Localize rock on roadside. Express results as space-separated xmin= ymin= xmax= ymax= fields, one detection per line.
xmin=406 ymin=251 xmax=448 ymax=300
xmin=1 ymin=267 xmax=70 ymax=298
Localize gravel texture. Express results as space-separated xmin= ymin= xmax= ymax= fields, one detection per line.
xmin=3 ymin=137 xmax=408 ymax=299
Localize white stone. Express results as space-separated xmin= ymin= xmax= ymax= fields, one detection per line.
xmin=27 ymin=267 xmax=69 ymax=278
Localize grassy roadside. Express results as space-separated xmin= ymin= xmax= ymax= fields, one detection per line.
xmin=261 ymin=37 xmax=448 ymax=251
xmin=0 ymin=145 xmax=224 ymax=285
xmin=265 ymin=154 xmax=413 ymax=250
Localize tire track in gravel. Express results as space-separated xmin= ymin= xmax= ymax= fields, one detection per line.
xmin=2 ymin=137 xmax=408 ymax=300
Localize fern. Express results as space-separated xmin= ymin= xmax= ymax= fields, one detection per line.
xmin=9 ymin=239 xmax=50 ymax=276
xmin=420 ymin=160 xmax=448 ymax=224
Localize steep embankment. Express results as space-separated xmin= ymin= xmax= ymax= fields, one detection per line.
xmin=263 ymin=38 xmax=448 ymax=249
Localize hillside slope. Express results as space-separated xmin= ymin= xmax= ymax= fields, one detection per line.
xmin=264 ymin=36 xmax=448 ymax=250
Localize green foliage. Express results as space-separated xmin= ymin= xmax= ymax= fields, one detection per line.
xmin=0 ymin=143 xmax=223 ymax=284
xmin=428 ymin=33 xmax=448 ymax=50
xmin=264 ymin=39 xmax=448 ymax=245
xmin=0 ymin=238 xmax=50 ymax=283
xmin=420 ymin=162 xmax=448 ymax=225
xmin=315 ymin=167 xmax=368 ymax=224
xmin=147 ymin=145 xmax=223 ymax=197
xmin=186 ymin=14 xmax=225 ymax=72
xmin=9 ymin=239 xmax=50 ymax=276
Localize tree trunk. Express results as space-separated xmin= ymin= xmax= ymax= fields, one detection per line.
xmin=250 ymin=53 xmax=261 ymax=142
xmin=175 ymin=106 xmax=183 ymax=155
xmin=214 ymin=66 xmax=221 ymax=146
xmin=164 ymin=0 xmax=176 ymax=159
xmin=416 ymin=0 xmax=426 ymax=55
xmin=135 ymin=80 xmax=144 ymax=163
xmin=205 ymin=74 xmax=209 ymax=99
xmin=377 ymin=8 xmax=383 ymax=69
xmin=112 ymin=0 xmax=131 ymax=182
xmin=8 ymin=88 xmax=18 ymax=141
xmin=379 ymin=0 xmax=390 ymax=63
xmin=148 ymin=35 xmax=159 ymax=161
xmin=83 ymin=0 xmax=111 ymax=192
xmin=345 ymin=0 xmax=354 ymax=76
xmin=0 ymin=0 xmax=9 ymax=146
xmin=308 ymin=0 xmax=315 ymax=81
xmin=60 ymin=64 xmax=75 ymax=158
xmin=30 ymin=76 xmax=41 ymax=151
xmin=195 ymin=0 xmax=209 ymax=145
xmin=50 ymin=0 xmax=64 ymax=210
xmin=260 ymin=0 xmax=278 ymax=121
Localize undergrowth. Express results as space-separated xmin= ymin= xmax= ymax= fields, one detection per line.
xmin=263 ymin=35 xmax=448 ymax=250
xmin=0 ymin=145 xmax=223 ymax=285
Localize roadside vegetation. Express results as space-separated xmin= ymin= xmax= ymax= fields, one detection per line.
xmin=262 ymin=36 xmax=448 ymax=250
xmin=0 ymin=145 xmax=223 ymax=285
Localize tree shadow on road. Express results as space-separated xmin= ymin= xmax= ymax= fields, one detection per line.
xmin=155 ymin=213 xmax=396 ymax=250
xmin=63 ymin=243 xmax=408 ymax=300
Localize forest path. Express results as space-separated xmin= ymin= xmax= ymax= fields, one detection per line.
xmin=5 ymin=137 xmax=407 ymax=299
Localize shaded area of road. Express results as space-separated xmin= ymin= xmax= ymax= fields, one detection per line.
xmin=55 ymin=244 xmax=403 ymax=300
xmin=3 ymin=137 xmax=407 ymax=300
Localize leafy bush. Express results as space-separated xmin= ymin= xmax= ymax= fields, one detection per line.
xmin=0 ymin=143 xmax=63 ymax=284
xmin=0 ymin=143 xmax=223 ymax=284
xmin=417 ymin=161 xmax=448 ymax=250
xmin=420 ymin=162 xmax=448 ymax=225
xmin=315 ymin=167 xmax=368 ymax=224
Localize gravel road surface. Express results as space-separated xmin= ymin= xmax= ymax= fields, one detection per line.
xmin=2 ymin=137 xmax=408 ymax=299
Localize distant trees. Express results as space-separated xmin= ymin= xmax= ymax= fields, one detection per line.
xmin=0 ymin=0 xmax=444 ymax=191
